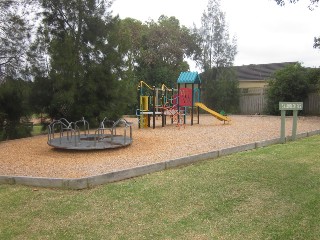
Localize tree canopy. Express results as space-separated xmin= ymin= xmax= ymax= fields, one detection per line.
xmin=29 ymin=0 xmax=135 ymax=123
xmin=194 ymin=0 xmax=239 ymax=113
xmin=1 ymin=0 xmax=201 ymax=134
xmin=0 ymin=78 xmax=32 ymax=139
xmin=266 ymin=63 xmax=310 ymax=115
xmin=135 ymin=16 xmax=200 ymax=87
xmin=196 ymin=0 xmax=237 ymax=71
xmin=274 ymin=0 xmax=319 ymax=7
xmin=0 ymin=0 xmax=35 ymax=81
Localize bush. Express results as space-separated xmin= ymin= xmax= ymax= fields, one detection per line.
xmin=1 ymin=121 xmax=32 ymax=140
xmin=201 ymin=68 xmax=240 ymax=113
xmin=0 ymin=78 xmax=32 ymax=140
xmin=266 ymin=63 xmax=309 ymax=115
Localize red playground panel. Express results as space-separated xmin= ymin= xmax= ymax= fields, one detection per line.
xmin=179 ymin=88 xmax=192 ymax=107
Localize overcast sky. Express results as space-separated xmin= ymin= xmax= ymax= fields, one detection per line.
xmin=111 ymin=0 xmax=320 ymax=70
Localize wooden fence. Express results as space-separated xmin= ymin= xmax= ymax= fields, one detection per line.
xmin=304 ymin=92 xmax=320 ymax=115
xmin=239 ymin=88 xmax=320 ymax=115
xmin=239 ymin=88 xmax=267 ymax=115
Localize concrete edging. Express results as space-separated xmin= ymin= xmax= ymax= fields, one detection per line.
xmin=1 ymin=130 xmax=319 ymax=190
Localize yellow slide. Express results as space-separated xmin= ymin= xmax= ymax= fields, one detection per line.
xmin=195 ymin=102 xmax=231 ymax=122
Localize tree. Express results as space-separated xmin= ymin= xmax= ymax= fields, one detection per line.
xmin=0 ymin=78 xmax=32 ymax=140
xmin=200 ymin=67 xmax=239 ymax=113
xmin=273 ymin=0 xmax=320 ymax=49
xmin=112 ymin=18 xmax=146 ymax=113
xmin=116 ymin=18 xmax=146 ymax=82
xmin=137 ymin=15 xmax=200 ymax=87
xmin=274 ymin=0 xmax=319 ymax=7
xmin=0 ymin=0 xmax=37 ymax=81
xmin=306 ymin=67 xmax=320 ymax=93
xmin=30 ymin=0 xmax=132 ymax=123
xmin=29 ymin=76 xmax=54 ymax=117
xmin=195 ymin=0 xmax=239 ymax=113
xmin=266 ymin=63 xmax=310 ymax=115
xmin=196 ymin=0 xmax=237 ymax=71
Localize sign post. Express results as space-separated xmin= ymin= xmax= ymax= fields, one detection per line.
xmin=279 ymin=102 xmax=303 ymax=143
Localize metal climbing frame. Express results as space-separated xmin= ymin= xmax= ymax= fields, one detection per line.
xmin=47 ymin=117 xmax=133 ymax=150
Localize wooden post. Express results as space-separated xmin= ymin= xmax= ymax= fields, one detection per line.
xmin=280 ymin=110 xmax=286 ymax=143
xmin=292 ymin=110 xmax=298 ymax=140
xmin=138 ymin=84 xmax=141 ymax=129
xmin=279 ymin=102 xmax=303 ymax=143
xmin=198 ymin=82 xmax=201 ymax=124
xmin=177 ymin=84 xmax=180 ymax=125
xmin=162 ymin=89 xmax=165 ymax=127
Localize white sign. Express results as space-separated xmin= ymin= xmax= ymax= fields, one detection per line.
xmin=279 ymin=102 xmax=303 ymax=111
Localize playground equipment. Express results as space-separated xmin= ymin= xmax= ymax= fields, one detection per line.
xmin=47 ymin=117 xmax=133 ymax=150
xmin=176 ymin=72 xmax=201 ymax=126
xmin=161 ymin=88 xmax=185 ymax=128
xmin=195 ymin=102 xmax=230 ymax=122
xmin=177 ymin=71 xmax=231 ymax=124
xmin=136 ymin=81 xmax=187 ymax=128
xmin=136 ymin=71 xmax=231 ymax=129
xmin=136 ymin=81 xmax=163 ymax=129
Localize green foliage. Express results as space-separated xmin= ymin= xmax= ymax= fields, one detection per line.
xmin=116 ymin=18 xmax=145 ymax=80
xmin=193 ymin=0 xmax=239 ymax=113
xmin=0 ymin=0 xmax=36 ymax=81
xmin=0 ymin=121 xmax=32 ymax=140
xmin=266 ymin=63 xmax=310 ymax=115
xmin=0 ymin=78 xmax=32 ymax=140
xmin=314 ymin=37 xmax=320 ymax=49
xmin=306 ymin=67 xmax=320 ymax=92
xmin=201 ymin=67 xmax=239 ymax=113
xmin=28 ymin=0 xmax=134 ymax=124
xmin=195 ymin=0 xmax=237 ymax=71
xmin=29 ymin=76 xmax=54 ymax=117
xmin=136 ymin=15 xmax=200 ymax=87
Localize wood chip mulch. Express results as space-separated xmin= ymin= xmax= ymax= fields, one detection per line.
xmin=1 ymin=115 xmax=320 ymax=178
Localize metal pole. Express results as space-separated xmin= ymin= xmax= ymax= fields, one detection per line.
xmin=138 ymin=84 xmax=141 ymax=129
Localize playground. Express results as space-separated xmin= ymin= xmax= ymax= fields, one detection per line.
xmin=136 ymin=72 xmax=230 ymax=130
xmin=1 ymin=71 xmax=320 ymax=182
xmin=1 ymin=114 xmax=320 ymax=179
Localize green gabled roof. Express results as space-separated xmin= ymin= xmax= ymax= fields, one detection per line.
xmin=177 ymin=71 xmax=201 ymax=84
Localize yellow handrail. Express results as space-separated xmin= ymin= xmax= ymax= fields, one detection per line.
xmin=161 ymin=84 xmax=173 ymax=91
xmin=138 ymin=81 xmax=153 ymax=90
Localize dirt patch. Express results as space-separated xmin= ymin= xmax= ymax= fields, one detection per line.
xmin=1 ymin=115 xmax=320 ymax=178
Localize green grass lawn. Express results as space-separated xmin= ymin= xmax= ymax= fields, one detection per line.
xmin=31 ymin=124 xmax=45 ymax=136
xmin=1 ymin=136 xmax=320 ymax=239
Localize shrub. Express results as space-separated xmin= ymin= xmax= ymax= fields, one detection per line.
xmin=266 ymin=63 xmax=309 ymax=115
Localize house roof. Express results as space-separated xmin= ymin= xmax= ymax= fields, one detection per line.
xmin=234 ymin=62 xmax=297 ymax=81
xmin=177 ymin=71 xmax=201 ymax=84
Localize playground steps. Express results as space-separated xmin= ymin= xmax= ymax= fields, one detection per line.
xmin=195 ymin=102 xmax=231 ymax=122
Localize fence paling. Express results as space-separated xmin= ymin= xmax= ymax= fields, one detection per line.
xmin=304 ymin=93 xmax=320 ymax=115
